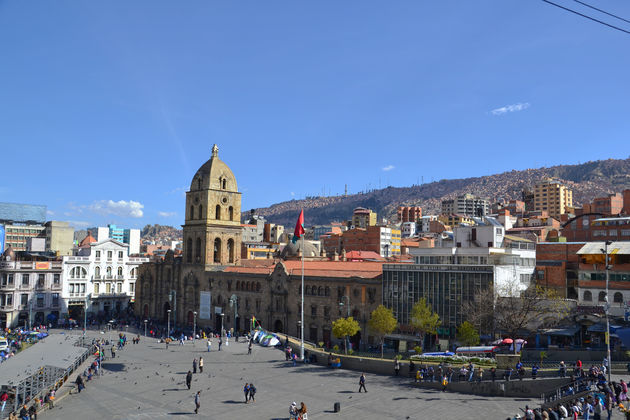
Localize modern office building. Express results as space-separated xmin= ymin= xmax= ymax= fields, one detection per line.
xmin=88 ymin=224 xmax=141 ymax=255
xmin=383 ymin=217 xmax=536 ymax=347
xmin=352 ymin=207 xmax=377 ymax=229
xmin=534 ymin=179 xmax=573 ymax=219
xmin=441 ymin=194 xmax=489 ymax=218
xmin=44 ymin=221 xmax=75 ymax=256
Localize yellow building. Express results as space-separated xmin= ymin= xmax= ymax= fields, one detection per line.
xmin=534 ymin=179 xmax=573 ymax=219
xmin=438 ymin=214 xmax=475 ymax=228
xmin=390 ymin=228 xmax=401 ymax=255
xmin=352 ymin=207 xmax=377 ymax=228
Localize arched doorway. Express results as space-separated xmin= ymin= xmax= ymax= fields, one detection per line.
xmin=187 ymin=310 xmax=194 ymax=326
xmin=274 ymin=319 xmax=283 ymax=333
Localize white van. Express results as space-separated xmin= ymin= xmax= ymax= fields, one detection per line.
xmin=0 ymin=337 xmax=8 ymax=352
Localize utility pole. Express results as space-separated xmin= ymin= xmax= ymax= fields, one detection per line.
xmin=602 ymin=240 xmax=613 ymax=383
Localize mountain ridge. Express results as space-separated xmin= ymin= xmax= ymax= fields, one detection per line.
xmin=250 ymin=157 xmax=630 ymax=226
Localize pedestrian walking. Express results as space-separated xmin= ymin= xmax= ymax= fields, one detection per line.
xmin=1 ymin=390 xmax=9 ymax=413
xmin=358 ymin=373 xmax=367 ymax=393
xmin=194 ymin=391 xmax=201 ymax=414
xmin=193 ymin=358 xmax=198 ymax=374
xmin=243 ymin=383 xmax=250 ymax=403
xmin=248 ymin=342 xmax=253 ymax=355
xmin=111 ymin=345 xmax=116 ymax=358
xmin=75 ymin=375 xmax=85 ymax=393
xmin=218 ymin=338 xmax=222 ymax=351
xmin=199 ymin=357 xmax=204 ymax=373
xmin=289 ymin=401 xmax=298 ymax=420
xmin=249 ymin=383 xmax=256 ymax=402
xmin=225 ymin=336 xmax=229 ymax=347
xmin=298 ymin=402 xmax=308 ymax=420
xmin=207 ymin=339 xmax=212 ymax=352
xmin=186 ymin=371 xmax=193 ymax=390
xmin=442 ymin=375 xmax=448 ymax=392
xmin=394 ymin=359 xmax=400 ymax=376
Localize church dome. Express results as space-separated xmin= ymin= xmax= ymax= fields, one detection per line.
xmin=279 ymin=241 xmax=319 ymax=260
xmin=2 ymin=245 xmax=15 ymax=261
xmin=190 ymin=144 xmax=238 ymax=192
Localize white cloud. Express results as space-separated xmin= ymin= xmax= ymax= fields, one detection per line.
xmin=68 ymin=220 xmax=90 ymax=228
xmin=46 ymin=210 xmax=55 ymax=216
xmin=382 ymin=165 xmax=395 ymax=172
xmin=290 ymin=192 xmax=295 ymax=196
xmin=490 ymin=102 xmax=530 ymax=116
xmin=88 ymin=200 xmax=144 ymax=218
xmin=158 ymin=211 xmax=176 ymax=217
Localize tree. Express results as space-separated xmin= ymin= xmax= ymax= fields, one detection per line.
xmin=456 ymin=321 xmax=480 ymax=347
xmin=409 ymin=298 xmax=441 ymax=352
xmin=332 ymin=317 xmax=361 ymax=354
xmin=368 ymin=305 xmax=398 ymax=358
xmin=465 ymin=279 xmax=570 ymax=353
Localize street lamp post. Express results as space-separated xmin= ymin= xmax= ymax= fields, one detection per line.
xmin=167 ymin=309 xmax=171 ymax=339
xmin=229 ymin=295 xmax=238 ymax=336
xmin=193 ymin=311 xmax=197 ymax=343
xmin=220 ymin=313 xmax=225 ymax=336
xmin=83 ymin=293 xmax=91 ymax=346
xmin=339 ymin=296 xmax=350 ymax=353
xmin=602 ymin=240 xmax=613 ymax=383
xmin=144 ymin=319 xmax=148 ymax=337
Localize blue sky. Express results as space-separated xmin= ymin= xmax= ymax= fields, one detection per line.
xmin=1 ymin=1 xmax=629 ymax=229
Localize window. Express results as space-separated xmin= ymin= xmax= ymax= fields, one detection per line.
xmin=324 ymin=306 xmax=330 ymax=318
xmin=21 ymin=293 xmax=28 ymax=306
xmin=52 ymin=293 xmax=59 ymax=307
xmin=599 ymin=291 xmax=607 ymax=302
xmin=118 ymin=251 xmax=124 ymax=259
xmin=106 ymin=283 xmax=111 ymax=294
xmin=94 ymin=283 xmax=100 ymax=294
xmin=229 ymin=206 xmax=234 ymax=221
xmin=129 ymin=282 xmax=135 ymax=293
xmin=22 ymin=274 xmax=29 ymax=285
xmin=69 ymin=283 xmax=75 ymax=294
xmin=614 ymin=292 xmax=623 ymax=303
xmin=583 ymin=291 xmax=592 ymax=301
xmin=187 ymin=238 xmax=193 ymax=263
xmin=7 ymin=274 xmax=13 ymax=285
xmin=117 ymin=267 xmax=123 ymax=276
xmin=215 ymin=205 xmax=221 ymax=220
xmin=214 ymin=238 xmax=221 ymax=263
xmin=311 ymin=305 xmax=317 ymax=316
xmin=117 ymin=283 xmax=122 ymax=293
xmin=537 ymin=270 xmax=545 ymax=280
xmin=95 ymin=266 xmax=101 ymax=277
xmin=199 ymin=205 xmax=203 ymax=219
xmin=106 ymin=266 xmax=112 ymax=276
xmin=38 ymin=274 xmax=45 ymax=287
xmin=130 ymin=268 xmax=137 ymax=278
xmin=95 ymin=250 xmax=101 ymax=259
xmin=227 ymin=239 xmax=234 ymax=263
xmin=190 ymin=205 xmax=195 ymax=219
xmin=37 ymin=293 xmax=44 ymax=307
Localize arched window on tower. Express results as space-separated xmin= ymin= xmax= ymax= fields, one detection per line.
xmin=222 ymin=179 xmax=227 ymax=189
xmin=199 ymin=204 xmax=203 ymax=219
xmin=196 ymin=237 xmax=202 ymax=262
xmin=187 ymin=238 xmax=193 ymax=263
xmin=229 ymin=206 xmax=234 ymax=221
xmin=227 ymin=239 xmax=234 ymax=263
xmin=190 ymin=205 xmax=194 ymax=220
xmin=215 ymin=205 xmax=221 ymax=220
xmin=214 ymin=238 xmax=222 ymax=263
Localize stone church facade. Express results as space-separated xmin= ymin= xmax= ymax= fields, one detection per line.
xmin=135 ymin=145 xmax=383 ymax=347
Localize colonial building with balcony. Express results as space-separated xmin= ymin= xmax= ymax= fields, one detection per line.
xmin=60 ymin=233 xmax=148 ymax=321
xmin=0 ymin=246 xmax=63 ymax=329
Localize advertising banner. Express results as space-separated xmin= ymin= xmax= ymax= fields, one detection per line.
xmin=35 ymin=262 xmax=51 ymax=270
xmin=199 ymin=291 xmax=211 ymax=320
xmin=0 ymin=224 xmax=4 ymax=253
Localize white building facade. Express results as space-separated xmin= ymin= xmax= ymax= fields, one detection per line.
xmin=62 ymin=239 xmax=148 ymax=320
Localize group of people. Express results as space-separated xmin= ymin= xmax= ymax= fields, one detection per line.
xmin=243 ymin=383 xmax=257 ymax=403
xmin=289 ymin=401 xmax=308 ymax=420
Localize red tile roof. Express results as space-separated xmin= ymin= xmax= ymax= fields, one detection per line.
xmin=79 ymin=232 xmax=97 ymax=248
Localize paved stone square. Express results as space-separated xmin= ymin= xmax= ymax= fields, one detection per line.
xmin=44 ymin=331 xmax=544 ymax=419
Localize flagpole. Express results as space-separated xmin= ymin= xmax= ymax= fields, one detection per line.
xmin=300 ymin=234 xmax=305 ymax=361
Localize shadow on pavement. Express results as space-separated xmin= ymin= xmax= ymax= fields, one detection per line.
xmin=102 ymin=363 xmax=126 ymax=372
xmin=222 ymin=400 xmax=243 ymax=404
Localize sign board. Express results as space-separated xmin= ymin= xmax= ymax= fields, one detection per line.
xmin=214 ymin=306 xmax=223 ymax=314
xmin=0 ymin=225 xmax=4 ymax=253
xmin=35 ymin=262 xmax=51 ymax=270
xmin=199 ymin=291 xmax=211 ymax=320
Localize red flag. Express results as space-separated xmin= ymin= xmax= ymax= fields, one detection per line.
xmin=292 ymin=209 xmax=305 ymax=243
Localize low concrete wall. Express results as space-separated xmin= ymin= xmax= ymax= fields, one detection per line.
xmin=496 ymin=354 xmax=521 ymax=369
xmin=286 ymin=341 xmax=570 ymax=397
xmin=522 ymin=349 xmax=607 ymax=362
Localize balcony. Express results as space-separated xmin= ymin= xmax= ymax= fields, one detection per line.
xmin=117 ymin=275 xmax=125 ymax=280
xmin=0 ymin=304 xmax=14 ymax=311
xmin=66 ymin=256 xmax=90 ymax=262
xmin=0 ymin=283 xmax=15 ymax=291
xmin=36 ymin=282 xmax=46 ymax=290
xmin=128 ymin=257 xmax=150 ymax=263
xmin=51 ymin=283 xmax=62 ymax=290
xmin=105 ymin=274 xmax=114 ymax=280
xmin=19 ymin=283 xmax=31 ymax=290
xmin=68 ymin=292 xmax=86 ymax=298
xmin=93 ymin=275 xmax=102 ymax=280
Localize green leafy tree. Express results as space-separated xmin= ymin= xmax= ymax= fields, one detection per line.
xmin=410 ymin=298 xmax=441 ymax=352
xmin=332 ymin=317 xmax=361 ymax=354
xmin=456 ymin=321 xmax=480 ymax=347
xmin=368 ymin=305 xmax=398 ymax=358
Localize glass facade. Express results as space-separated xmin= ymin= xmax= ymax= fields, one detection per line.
xmin=0 ymin=202 xmax=46 ymax=224
xmin=383 ymin=264 xmax=493 ymax=335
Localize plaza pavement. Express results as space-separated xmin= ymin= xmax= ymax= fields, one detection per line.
xmin=34 ymin=330 xmax=549 ymax=420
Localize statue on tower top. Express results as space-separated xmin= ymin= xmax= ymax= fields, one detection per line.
xmin=211 ymin=144 xmax=219 ymax=158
